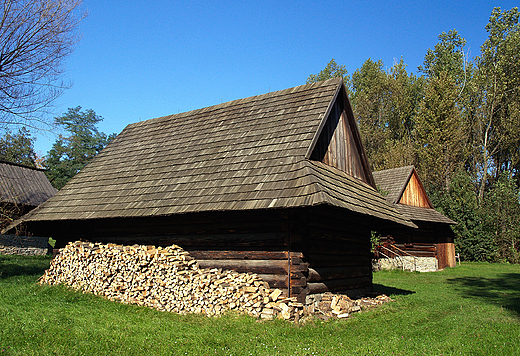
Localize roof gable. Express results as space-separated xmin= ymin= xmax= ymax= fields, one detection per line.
xmin=307 ymin=84 xmax=375 ymax=188
xmin=372 ymin=166 xmax=456 ymax=224
xmin=399 ymin=169 xmax=432 ymax=208
xmin=14 ymin=79 xmax=414 ymax=229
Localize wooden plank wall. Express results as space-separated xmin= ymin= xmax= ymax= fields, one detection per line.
xmin=310 ymin=94 xmax=369 ymax=185
xmin=436 ymin=243 xmax=456 ymax=269
xmin=399 ymin=172 xmax=431 ymax=208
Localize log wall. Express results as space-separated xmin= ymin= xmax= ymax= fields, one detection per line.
xmin=295 ymin=206 xmax=373 ymax=299
xmin=25 ymin=206 xmax=375 ymax=301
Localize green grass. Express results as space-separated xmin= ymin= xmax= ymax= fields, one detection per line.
xmin=0 ymin=256 xmax=519 ymax=355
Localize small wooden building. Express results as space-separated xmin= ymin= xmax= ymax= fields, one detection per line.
xmin=0 ymin=160 xmax=57 ymax=230
xmin=7 ymin=78 xmax=415 ymax=300
xmin=372 ymin=165 xmax=456 ymax=270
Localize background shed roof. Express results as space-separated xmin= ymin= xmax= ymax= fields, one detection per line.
xmin=0 ymin=161 xmax=57 ymax=207
xmin=372 ymin=166 xmax=455 ymax=225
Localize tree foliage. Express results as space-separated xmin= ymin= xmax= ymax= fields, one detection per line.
xmin=0 ymin=0 xmax=85 ymax=130
xmin=45 ymin=107 xmax=115 ymax=189
xmin=306 ymin=58 xmax=351 ymax=92
xmin=0 ymin=126 xmax=36 ymax=166
xmin=308 ymin=7 xmax=520 ymax=262
xmin=474 ymin=7 xmax=520 ymax=200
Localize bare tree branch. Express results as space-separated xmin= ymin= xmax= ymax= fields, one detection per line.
xmin=0 ymin=0 xmax=85 ymax=131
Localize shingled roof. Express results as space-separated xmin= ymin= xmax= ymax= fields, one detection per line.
xmin=18 ymin=78 xmax=414 ymax=228
xmin=0 ymin=160 xmax=57 ymax=207
xmin=372 ymin=166 xmax=455 ymax=225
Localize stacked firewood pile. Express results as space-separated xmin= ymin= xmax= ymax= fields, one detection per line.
xmin=304 ymin=293 xmax=393 ymax=320
xmin=39 ymin=241 xmax=392 ymax=321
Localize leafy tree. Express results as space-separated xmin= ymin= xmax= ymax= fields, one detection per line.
xmin=350 ymin=59 xmax=391 ymax=170
xmin=431 ymin=170 xmax=496 ymax=262
xmin=380 ymin=59 xmax=424 ymax=169
xmin=45 ymin=107 xmax=115 ymax=189
xmin=306 ymin=10 xmax=520 ymax=263
xmin=306 ymin=58 xmax=351 ymax=92
xmin=414 ymin=72 xmax=468 ymax=191
xmin=419 ymin=29 xmax=468 ymax=84
xmin=0 ymin=127 xmax=36 ymax=167
xmin=481 ymin=171 xmax=520 ymax=263
xmin=474 ymin=7 xmax=520 ymax=201
xmin=0 ymin=0 xmax=85 ymax=130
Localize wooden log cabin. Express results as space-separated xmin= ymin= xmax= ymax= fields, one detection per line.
xmin=372 ymin=166 xmax=456 ymax=270
xmin=6 ymin=78 xmax=416 ymax=301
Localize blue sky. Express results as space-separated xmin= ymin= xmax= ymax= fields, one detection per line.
xmin=34 ymin=0 xmax=518 ymax=154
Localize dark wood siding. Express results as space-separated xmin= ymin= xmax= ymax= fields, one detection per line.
xmin=28 ymin=206 xmax=375 ymax=301
xmin=294 ymin=206 xmax=373 ymax=298
xmin=310 ymin=90 xmax=370 ymax=185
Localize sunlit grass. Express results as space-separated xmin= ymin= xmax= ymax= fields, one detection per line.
xmin=0 ymin=255 xmax=519 ymax=355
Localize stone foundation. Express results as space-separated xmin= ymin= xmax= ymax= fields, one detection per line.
xmin=0 ymin=235 xmax=51 ymax=256
xmin=373 ymin=256 xmax=438 ymax=272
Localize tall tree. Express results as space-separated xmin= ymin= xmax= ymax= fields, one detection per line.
xmin=415 ymin=30 xmax=470 ymax=191
xmin=380 ymin=59 xmax=424 ymax=169
xmin=482 ymin=171 xmax=520 ymax=263
xmin=45 ymin=107 xmax=115 ymax=189
xmin=350 ymin=59 xmax=391 ymax=170
xmin=419 ymin=29 xmax=468 ymax=84
xmin=0 ymin=126 xmax=36 ymax=166
xmin=474 ymin=7 xmax=520 ymax=201
xmin=431 ymin=170 xmax=495 ymax=262
xmin=414 ymin=72 xmax=467 ymax=191
xmin=0 ymin=0 xmax=85 ymax=130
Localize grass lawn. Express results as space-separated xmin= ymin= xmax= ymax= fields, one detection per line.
xmin=0 ymin=255 xmax=519 ymax=355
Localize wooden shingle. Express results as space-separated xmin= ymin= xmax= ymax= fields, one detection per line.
xmin=0 ymin=160 xmax=57 ymax=207
xmin=16 ymin=79 xmax=414 ymax=228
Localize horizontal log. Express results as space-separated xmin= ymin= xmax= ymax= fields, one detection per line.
xmin=189 ymin=250 xmax=288 ymax=260
xmin=307 ymin=225 xmax=370 ymax=240
xmin=308 ymin=276 xmax=372 ymax=294
xmin=290 ymin=263 xmax=309 ymax=273
xmin=291 ymin=285 xmax=310 ymax=298
xmin=290 ymin=271 xmax=304 ymax=279
xmin=289 ymin=251 xmax=304 ymax=259
xmin=394 ymin=244 xmax=436 ymax=252
xmin=197 ymin=259 xmax=288 ymax=274
xmin=290 ymin=256 xmax=303 ymax=265
xmin=93 ymin=219 xmax=288 ymax=238
xmin=290 ymin=276 xmax=307 ymax=287
xmin=307 ymin=206 xmax=372 ymax=226
xmin=307 ymin=266 xmax=371 ymax=282
xmin=94 ymin=209 xmax=288 ymax=230
xmin=94 ymin=233 xmax=287 ymax=250
xmin=305 ymin=253 xmax=372 ymax=267
xmin=304 ymin=239 xmax=370 ymax=255
xmin=257 ymin=274 xmax=289 ymax=289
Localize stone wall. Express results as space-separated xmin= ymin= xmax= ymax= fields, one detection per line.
xmin=373 ymin=256 xmax=438 ymax=272
xmin=0 ymin=235 xmax=50 ymax=256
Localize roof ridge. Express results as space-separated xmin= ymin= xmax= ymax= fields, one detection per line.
xmin=0 ymin=160 xmax=45 ymax=171
xmin=127 ymin=78 xmax=342 ymax=129
xmin=373 ymin=165 xmax=415 ymax=175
